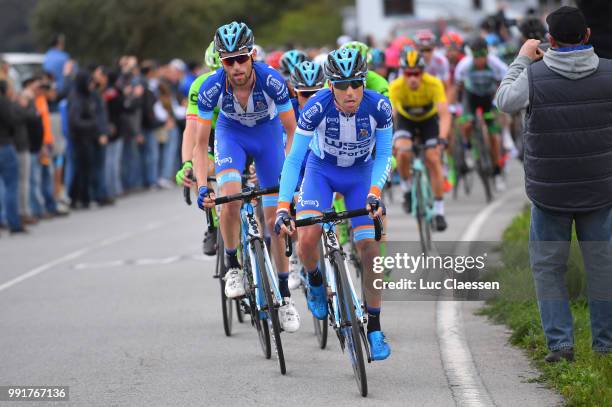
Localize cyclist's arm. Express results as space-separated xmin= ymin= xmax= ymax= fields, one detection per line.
xmin=193 ymin=118 xmax=212 ymax=188
xmin=370 ymin=126 xmax=393 ymax=197
xmin=277 ymin=130 xmax=311 ymax=211
xmin=182 ymin=119 xmax=197 ymax=162
xmin=279 ymin=109 xmax=297 ymax=156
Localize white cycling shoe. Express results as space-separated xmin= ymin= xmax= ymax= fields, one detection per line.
xmin=223 ymin=268 xmax=246 ymax=298
xmin=279 ymin=298 xmax=300 ymax=333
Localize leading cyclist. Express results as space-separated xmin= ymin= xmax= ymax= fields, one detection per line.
xmin=275 ymin=48 xmax=393 ymax=360
xmin=193 ymin=22 xmax=300 ymax=332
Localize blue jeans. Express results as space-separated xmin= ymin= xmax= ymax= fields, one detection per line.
xmin=529 ymin=204 xmax=612 ymax=353
xmin=143 ymin=130 xmax=159 ymax=187
xmin=105 ymin=139 xmax=123 ymax=198
xmin=160 ymin=127 xmax=179 ymax=181
xmin=30 ymin=154 xmax=57 ymax=217
xmin=0 ymin=144 xmax=22 ymax=230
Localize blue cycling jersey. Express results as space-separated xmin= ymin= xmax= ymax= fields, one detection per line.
xmin=197 ymin=62 xmax=293 ymax=127
xmin=278 ymin=88 xmax=393 ymax=207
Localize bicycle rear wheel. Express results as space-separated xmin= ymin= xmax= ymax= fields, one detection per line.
xmin=254 ymin=241 xmax=286 ymax=375
xmin=216 ymin=229 xmax=233 ymax=337
xmin=332 ymin=251 xmax=367 ymax=397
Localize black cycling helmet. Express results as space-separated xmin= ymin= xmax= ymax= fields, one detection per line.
xmin=519 ymin=17 xmax=547 ymax=41
xmin=469 ymin=37 xmax=489 ymax=54
xmin=214 ymin=21 xmax=254 ymax=54
xmin=324 ymin=48 xmax=368 ymax=81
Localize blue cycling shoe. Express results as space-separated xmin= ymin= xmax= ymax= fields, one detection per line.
xmin=368 ymin=331 xmax=391 ymax=361
xmin=307 ymin=284 xmax=328 ymax=320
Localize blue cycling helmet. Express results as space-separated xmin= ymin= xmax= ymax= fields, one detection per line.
xmin=214 ymin=21 xmax=254 ymax=54
xmin=280 ymin=50 xmax=307 ymax=76
xmin=324 ymin=48 xmax=367 ymax=81
xmin=290 ymin=61 xmax=325 ymax=89
xmin=369 ymin=48 xmax=385 ymax=68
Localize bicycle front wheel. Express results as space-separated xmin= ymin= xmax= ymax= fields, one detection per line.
xmin=332 ymin=251 xmax=367 ymax=397
xmin=254 ymin=241 xmax=286 ymax=375
xmin=216 ymin=228 xmax=233 ymax=337
xmin=414 ymin=170 xmax=432 ymax=255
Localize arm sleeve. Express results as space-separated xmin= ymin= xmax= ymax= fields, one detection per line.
xmin=186 ymin=78 xmax=201 ymax=119
xmin=494 ymin=55 xmax=531 ymax=113
xmin=264 ymin=68 xmax=292 ymax=112
xmin=277 ymin=130 xmax=312 ymax=208
xmin=197 ymin=74 xmax=221 ymax=121
xmin=370 ymin=126 xmax=393 ymax=197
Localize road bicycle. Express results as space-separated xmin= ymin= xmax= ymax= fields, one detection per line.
xmin=286 ymin=208 xmax=383 ymax=396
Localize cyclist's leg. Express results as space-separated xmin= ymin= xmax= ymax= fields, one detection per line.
xmin=215 ymin=120 xmax=247 ymax=261
xmin=249 ymin=120 xmax=290 ymax=293
xmin=296 ymin=157 xmax=333 ymax=320
xmin=393 ymin=115 xmax=415 ymax=210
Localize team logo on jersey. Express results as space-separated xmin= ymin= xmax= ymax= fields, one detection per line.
xmin=358 ymin=128 xmax=369 ymax=140
xmin=215 ymin=156 xmax=233 ymax=165
xmin=266 ymin=74 xmax=285 ymax=96
xmin=301 ymin=102 xmax=323 ymax=124
xmin=203 ymin=82 xmax=222 ymax=103
xmin=377 ymin=99 xmax=392 ymax=117
xmin=326 ymin=117 xmax=339 ymax=124
xmin=255 ymin=101 xmax=266 ymax=111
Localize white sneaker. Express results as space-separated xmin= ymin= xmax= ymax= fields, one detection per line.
xmin=223 ymin=268 xmax=246 ymax=298
xmin=279 ymin=298 xmax=300 ymax=333
xmin=494 ymin=175 xmax=506 ymax=192
xmin=288 ymin=251 xmax=302 ymax=290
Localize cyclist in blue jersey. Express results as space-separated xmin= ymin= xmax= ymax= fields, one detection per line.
xmin=279 ymin=49 xmax=308 ymax=98
xmin=285 ymin=60 xmax=325 ymax=290
xmin=275 ymin=48 xmax=392 ymax=360
xmin=194 ymin=22 xmax=300 ymax=333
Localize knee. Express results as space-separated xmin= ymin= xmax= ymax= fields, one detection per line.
xmin=298 ymin=233 xmax=319 ymax=259
xmin=223 ymin=200 xmax=242 ymax=217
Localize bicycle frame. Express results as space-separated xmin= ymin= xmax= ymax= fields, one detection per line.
xmin=319 ymin=223 xmax=367 ymax=333
xmin=239 ymin=202 xmax=283 ymax=316
xmin=411 ymin=148 xmax=434 ymax=224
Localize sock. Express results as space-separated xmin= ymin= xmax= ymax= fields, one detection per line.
xmin=278 ymin=272 xmax=290 ymax=298
xmin=225 ymin=248 xmax=240 ymax=269
xmin=400 ymin=178 xmax=412 ymax=193
xmin=367 ymin=306 xmax=381 ymax=333
xmin=307 ymin=267 xmax=322 ymax=287
xmin=493 ymin=165 xmax=501 ymax=176
xmin=434 ymin=199 xmax=444 ymax=216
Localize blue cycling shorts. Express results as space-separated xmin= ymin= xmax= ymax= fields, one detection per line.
xmin=296 ymin=154 xmax=375 ymax=241
xmin=214 ymin=115 xmax=285 ymax=207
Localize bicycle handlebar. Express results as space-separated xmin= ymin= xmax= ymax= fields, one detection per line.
xmin=214 ymin=185 xmax=279 ymax=205
xmin=182 ymin=175 xmax=217 ymax=206
xmin=284 ymin=208 xmax=384 ymax=258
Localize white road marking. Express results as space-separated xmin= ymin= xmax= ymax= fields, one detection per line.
xmin=0 ymin=219 xmax=179 ymax=293
xmin=437 ymin=187 xmax=523 ymax=407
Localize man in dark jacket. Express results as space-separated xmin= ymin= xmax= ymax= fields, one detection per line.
xmin=67 ymin=70 xmax=108 ymax=208
xmin=495 ymin=6 xmax=612 ymax=362
xmin=0 ymin=79 xmax=25 ymax=233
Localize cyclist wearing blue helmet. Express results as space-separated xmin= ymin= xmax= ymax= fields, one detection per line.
xmin=285 ymin=60 xmax=326 ymax=290
xmin=279 ymin=49 xmax=308 ymax=97
xmin=275 ymin=48 xmax=393 ymax=361
xmin=194 ymin=21 xmax=301 ymax=333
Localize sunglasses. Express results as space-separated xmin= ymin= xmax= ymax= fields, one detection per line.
xmin=420 ymin=48 xmax=434 ymax=53
xmin=296 ymin=89 xmax=319 ymax=98
xmin=403 ymin=70 xmax=423 ymax=78
xmin=332 ymin=79 xmax=365 ymax=91
xmin=220 ymin=52 xmax=252 ymax=67
xmin=472 ymin=50 xmax=488 ymax=58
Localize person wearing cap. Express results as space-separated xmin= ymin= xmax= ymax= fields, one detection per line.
xmin=495 ymin=6 xmax=612 ymax=363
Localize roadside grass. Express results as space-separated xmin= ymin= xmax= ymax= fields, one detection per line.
xmin=479 ymin=207 xmax=612 ymax=407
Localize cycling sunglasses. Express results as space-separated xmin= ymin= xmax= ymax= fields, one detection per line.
xmin=332 ymin=79 xmax=365 ymax=91
xmin=220 ymin=51 xmax=252 ymax=67
xmin=472 ymin=50 xmax=488 ymax=58
xmin=420 ymin=47 xmax=434 ymax=53
xmin=403 ymin=69 xmax=423 ymax=78
xmin=296 ymin=89 xmax=321 ymax=98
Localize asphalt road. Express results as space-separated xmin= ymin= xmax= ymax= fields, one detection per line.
xmin=0 ymin=160 xmax=563 ymax=406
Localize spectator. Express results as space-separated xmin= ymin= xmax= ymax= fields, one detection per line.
xmin=154 ymin=79 xmax=182 ymax=188
xmin=31 ymin=76 xmax=60 ymax=218
xmin=179 ymin=60 xmax=200 ymax=98
xmin=495 ymin=6 xmax=612 ymax=362
xmin=100 ymin=69 xmax=124 ymax=200
xmin=140 ymin=60 xmax=163 ymax=189
xmin=91 ymin=66 xmax=112 ymax=206
xmin=0 ymin=77 xmax=26 ymax=233
xmin=14 ymin=78 xmax=40 ymax=225
xmin=67 ymin=70 xmax=108 ymax=209
xmin=43 ymin=34 xmax=70 ymax=91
